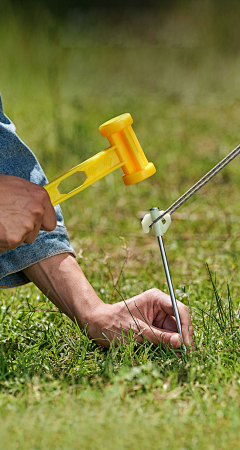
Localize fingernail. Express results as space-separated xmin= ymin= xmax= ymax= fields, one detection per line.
xmin=170 ymin=334 xmax=181 ymax=348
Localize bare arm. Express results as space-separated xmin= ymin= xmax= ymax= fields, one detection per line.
xmin=23 ymin=253 xmax=193 ymax=349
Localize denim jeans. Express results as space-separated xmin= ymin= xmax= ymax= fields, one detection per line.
xmin=0 ymin=96 xmax=75 ymax=288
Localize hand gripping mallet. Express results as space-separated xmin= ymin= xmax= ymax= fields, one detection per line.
xmin=44 ymin=113 xmax=156 ymax=206
xmin=142 ymin=208 xmax=187 ymax=354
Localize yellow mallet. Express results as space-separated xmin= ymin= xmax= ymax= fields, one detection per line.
xmin=44 ymin=113 xmax=156 ymax=206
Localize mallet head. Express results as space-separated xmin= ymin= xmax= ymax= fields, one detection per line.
xmin=99 ymin=113 xmax=156 ymax=185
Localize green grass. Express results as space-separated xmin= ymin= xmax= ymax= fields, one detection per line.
xmin=1 ymin=1 xmax=240 ymax=448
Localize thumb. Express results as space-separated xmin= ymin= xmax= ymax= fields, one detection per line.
xmin=40 ymin=202 xmax=57 ymax=231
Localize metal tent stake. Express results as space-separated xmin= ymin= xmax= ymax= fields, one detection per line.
xmin=148 ymin=207 xmax=187 ymax=355
xmin=157 ymin=235 xmax=187 ymax=355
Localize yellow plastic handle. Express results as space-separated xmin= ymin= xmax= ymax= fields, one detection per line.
xmin=44 ymin=146 xmax=123 ymax=207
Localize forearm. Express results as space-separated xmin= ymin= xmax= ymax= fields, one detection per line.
xmin=23 ymin=253 xmax=104 ymax=329
xmin=23 ymin=252 xmax=193 ymax=349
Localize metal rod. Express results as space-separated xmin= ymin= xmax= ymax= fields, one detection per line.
xmin=149 ymin=142 xmax=240 ymax=228
xmin=157 ymin=235 xmax=187 ymax=355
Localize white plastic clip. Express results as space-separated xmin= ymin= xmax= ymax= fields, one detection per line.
xmin=142 ymin=210 xmax=171 ymax=236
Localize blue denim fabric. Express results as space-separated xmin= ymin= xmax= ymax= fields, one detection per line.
xmin=0 ymin=96 xmax=75 ymax=288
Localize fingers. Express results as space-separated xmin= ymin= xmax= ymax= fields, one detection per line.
xmin=21 ymin=185 xmax=56 ymax=240
xmin=127 ymin=288 xmax=194 ymax=348
xmin=23 ymin=188 xmax=56 ymax=243
xmin=34 ymin=188 xmax=57 ymax=231
xmin=175 ymin=300 xmax=194 ymax=347
xmin=23 ymin=223 xmax=42 ymax=244
xmin=160 ymin=314 xmax=178 ymax=333
xmin=147 ymin=289 xmax=194 ymax=347
xmin=136 ymin=319 xmax=182 ymax=349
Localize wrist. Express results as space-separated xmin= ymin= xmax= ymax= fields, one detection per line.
xmin=72 ymin=295 xmax=106 ymax=329
xmin=79 ymin=302 xmax=112 ymax=342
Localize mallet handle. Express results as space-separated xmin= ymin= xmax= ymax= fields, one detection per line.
xmin=44 ymin=146 xmax=123 ymax=206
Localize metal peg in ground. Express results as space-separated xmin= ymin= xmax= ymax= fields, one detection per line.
xmin=149 ymin=207 xmax=187 ymax=355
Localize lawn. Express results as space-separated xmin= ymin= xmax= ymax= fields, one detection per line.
xmin=1 ymin=1 xmax=240 ymax=448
